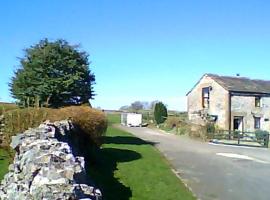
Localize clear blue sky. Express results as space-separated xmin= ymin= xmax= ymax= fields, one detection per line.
xmin=1 ymin=0 xmax=270 ymax=111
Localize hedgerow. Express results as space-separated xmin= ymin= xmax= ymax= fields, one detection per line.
xmin=1 ymin=106 xmax=107 ymax=148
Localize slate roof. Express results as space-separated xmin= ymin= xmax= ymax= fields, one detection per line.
xmin=207 ymin=74 xmax=270 ymax=94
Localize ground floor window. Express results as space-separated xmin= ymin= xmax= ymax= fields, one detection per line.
xmin=254 ymin=117 xmax=261 ymax=129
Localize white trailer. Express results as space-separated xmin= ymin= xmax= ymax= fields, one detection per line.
xmin=121 ymin=113 xmax=142 ymax=127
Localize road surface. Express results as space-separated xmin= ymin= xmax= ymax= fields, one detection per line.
xmin=117 ymin=125 xmax=270 ymax=200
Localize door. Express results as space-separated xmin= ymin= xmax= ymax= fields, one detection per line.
xmin=233 ymin=116 xmax=244 ymax=132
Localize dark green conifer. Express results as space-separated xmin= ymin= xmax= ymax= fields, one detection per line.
xmin=154 ymin=102 xmax=168 ymax=124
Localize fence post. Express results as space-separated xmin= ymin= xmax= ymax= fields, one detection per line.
xmin=237 ymin=131 xmax=240 ymax=145
xmin=265 ymin=133 xmax=269 ymax=148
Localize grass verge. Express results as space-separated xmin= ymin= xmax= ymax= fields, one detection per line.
xmin=86 ymin=114 xmax=195 ymax=200
xmin=0 ymin=149 xmax=11 ymax=180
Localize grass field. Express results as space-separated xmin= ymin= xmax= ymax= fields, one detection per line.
xmin=0 ymin=102 xmax=18 ymax=115
xmin=87 ymin=114 xmax=195 ymax=200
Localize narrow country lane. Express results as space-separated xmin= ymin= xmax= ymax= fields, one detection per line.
xmin=117 ymin=125 xmax=270 ymax=200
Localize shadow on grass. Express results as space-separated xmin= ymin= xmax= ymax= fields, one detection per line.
xmin=56 ymin=129 xmax=142 ymax=200
xmin=64 ymin=130 xmax=155 ymax=200
xmin=103 ymin=136 xmax=157 ymax=146
xmin=84 ymin=136 xmax=156 ymax=199
xmin=85 ymin=147 xmax=141 ymax=200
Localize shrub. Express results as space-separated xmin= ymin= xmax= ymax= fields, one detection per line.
xmin=161 ymin=116 xmax=191 ymax=135
xmin=255 ymin=130 xmax=269 ymax=141
xmin=188 ymin=123 xmax=208 ymax=141
xmin=154 ymin=102 xmax=168 ymax=125
xmin=165 ymin=116 xmax=180 ymax=129
xmin=177 ymin=125 xmax=191 ymax=135
xmin=233 ymin=130 xmax=240 ymax=139
xmin=1 ymin=106 xmax=107 ymax=148
xmin=206 ymin=122 xmax=215 ymax=133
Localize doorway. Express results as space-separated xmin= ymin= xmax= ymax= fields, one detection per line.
xmin=233 ymin=116 xmax=244 ymax=132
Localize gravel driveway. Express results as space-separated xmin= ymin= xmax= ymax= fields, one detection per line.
xmin=117 ymin=125 xmax=270 ymax=200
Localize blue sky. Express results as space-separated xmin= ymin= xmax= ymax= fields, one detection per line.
xmin=1 ymin=0 xmax=270 ymax=111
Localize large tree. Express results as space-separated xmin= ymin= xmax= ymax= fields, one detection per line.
xmin=10 ymin=39 xmax=95 ymax=107
xmin=130 ymin=101 xmax=144 ymax=111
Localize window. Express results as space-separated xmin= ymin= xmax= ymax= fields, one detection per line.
xmin=255 ymin=97 xmax=261 ymax=107
xmin=202 ymin=87 xmax=210 ymax=108
xmin=254 ymin=117 xmax=261 ymax=129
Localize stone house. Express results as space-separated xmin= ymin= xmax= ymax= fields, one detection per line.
xmin=187 ymin=74 xmax=270 ymax=132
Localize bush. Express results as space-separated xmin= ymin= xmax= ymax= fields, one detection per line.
xmin=161 ymin=116 xmax=191 ymax=135
xmin=154 ymin=102 xmax=168 ymax=125
xmin=187 ymin=123 xmax=208 ymax=141
xmin=1 ymin=106 xmax=107 ymax=148
xmin=177 ymin=126 xmax=190 ymax=135
xmin=233 ymin=130 xmax=240 ymax=139
xmin=206 ymin=122 xmax=215 ymax=133
xmin=165 ymin=116 xmax=179 ymax=129
xmin=255 ymin=130 xmax=269 ymax=141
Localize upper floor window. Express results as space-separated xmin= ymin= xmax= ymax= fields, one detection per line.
xmin=255 ymin=97 xmax=261 ymax=107
xmin=202 ymin=87 xmax=210 ymax=108
xmin=254 ymin=117 xmax=261 ymax=129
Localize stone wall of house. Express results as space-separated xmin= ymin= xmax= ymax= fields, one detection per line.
xmin=231 ymin=96 xmax=270 ymax=132
xmin=187 ymin=75 xmax=229 ymax=129
xmin=0 ymin=120 xmax=102 ymax=200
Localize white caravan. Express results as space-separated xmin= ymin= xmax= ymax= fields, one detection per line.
xmin=121 ymin=113 xmax=142 ymax=127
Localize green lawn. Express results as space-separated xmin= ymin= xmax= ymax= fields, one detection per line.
xmin=87 ymin=114 xmax=195 ymax=200
xmin=0 ymin=149 xmax=11 ymax=180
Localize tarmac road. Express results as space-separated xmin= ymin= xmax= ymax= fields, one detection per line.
xmin=117 ymin=125 xmax=270 ymax=200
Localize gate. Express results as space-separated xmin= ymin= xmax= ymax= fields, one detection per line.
xmin=209 ymin=130 xmax=269 ymax=148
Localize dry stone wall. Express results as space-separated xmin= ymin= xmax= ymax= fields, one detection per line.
xmin=0 ymin=115 xmax=4 ymax=144
xmin=0 ymin=120 xmax=101 ymax=200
